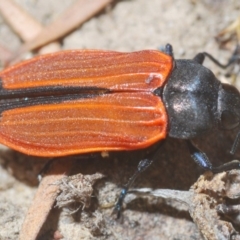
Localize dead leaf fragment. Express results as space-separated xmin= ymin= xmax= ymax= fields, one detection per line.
xmin=19 ymin=159 xmax=74 ymax=240
xmin=55 ymin=172 xmax=105 ymax=212
xmin=128 ymin=170 xmax=240 ymax=240
xmin=13 ymin=0 xmax=112 ymax=62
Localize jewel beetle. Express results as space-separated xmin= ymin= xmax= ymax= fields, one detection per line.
xmin=0 ymin=44 xmax=240 ymax=215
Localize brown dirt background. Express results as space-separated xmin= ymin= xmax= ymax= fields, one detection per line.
xmin=0 ymin=0 xmax=240 ymax=239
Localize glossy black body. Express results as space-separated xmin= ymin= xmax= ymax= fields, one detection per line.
xmin=162 ymin=58 xmax=240 ymax=139
xmin=163 ymin=59 xmax=220 ymax=138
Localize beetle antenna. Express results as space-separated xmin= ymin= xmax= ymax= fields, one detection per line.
xmin=230 ymin=130 xmax=240 ymax=155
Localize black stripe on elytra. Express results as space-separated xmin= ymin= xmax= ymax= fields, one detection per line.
xmin=0 ymin=82 xmax=110 ymax=114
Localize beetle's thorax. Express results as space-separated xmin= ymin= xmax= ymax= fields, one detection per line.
xmin=162 ymin=59 xmax=221 ymax=139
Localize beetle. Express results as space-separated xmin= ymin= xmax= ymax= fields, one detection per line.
xmin=0 ymin=44 xmax=240 ymax=215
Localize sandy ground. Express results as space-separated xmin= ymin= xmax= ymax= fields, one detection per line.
xmin=0 ymin=0 xmax=240 ymax=239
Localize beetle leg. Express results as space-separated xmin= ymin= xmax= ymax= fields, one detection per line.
xmin=112 ymin=157 xmax=154 ymax=218
xmin=203 ymin=52 xmax=233 ymax=68
xmin=193 ymin=53 xmax=205 ymax=65
xmin=212 ymin=160 xmax=240 ymax=173
xmin=38 ymin=158 xmax=55 ymax=181
xmin=186 ymin=140 xmax=240 ymax=173
xmin=198 ymin=45 xmax=240 ymax=69
xmin=113 ymin=143 xmax=165 ymax=218
xmin=164 ymin=44 xmax=174 ymax=57
xmin=186 ymin=140 xmax=213 ymax=170
xmin=164 ymin=44 xmax=176 ymax=69
xmin=230 ymin=131 xmax=240 ymax=155
xmin=38 ymin=153 xmax=100 ymax=181
xmin=194 ymin=44 xmax=240 ymax=68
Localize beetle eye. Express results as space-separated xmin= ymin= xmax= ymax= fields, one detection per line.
xmin=221 ymin=110 xmax=239 ymax=130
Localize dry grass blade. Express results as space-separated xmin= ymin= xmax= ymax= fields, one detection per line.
xmin=12 ymin=0 xmax=112 ymax=62
xmin=217 ymin=16 xmax=240 ymax=42
xmin=216 ymin=16 xmax=240 ymax=50
xmin=0 ymin=0 xmax=61 ymax=65
xmin=0 ymin=0 xmax=44 ymax=41
xmin=19 ymin=159 xmax=74 ymax=240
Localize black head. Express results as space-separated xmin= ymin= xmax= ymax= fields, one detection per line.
xmin=218 ymin=83 xmax=240 ymax=130
xmin=218 ymin=83 xmax=240 ymax=154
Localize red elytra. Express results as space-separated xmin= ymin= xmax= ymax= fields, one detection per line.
xmin=0 ymin=50 xmax=172 ymax=157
